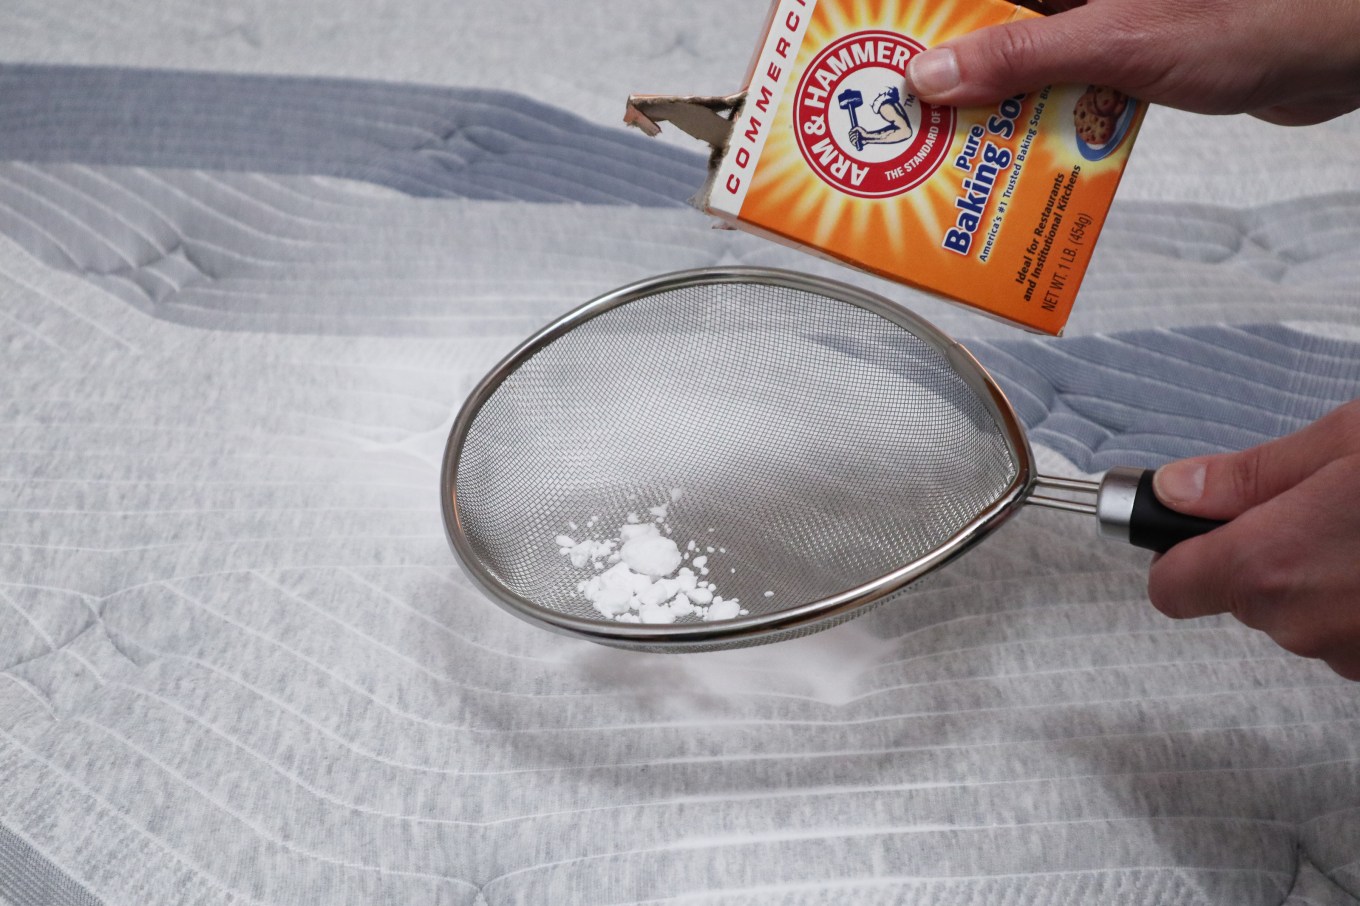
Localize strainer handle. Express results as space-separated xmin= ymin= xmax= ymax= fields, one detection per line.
xmin=1097 ymin=467 xmax=1225 ymax=553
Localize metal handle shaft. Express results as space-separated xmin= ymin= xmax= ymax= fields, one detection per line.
xmin=1029 ymin=467 xmax=1226 ymax=553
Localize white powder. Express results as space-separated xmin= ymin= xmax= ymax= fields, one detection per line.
xmin=559 ymin=489 xmax=751 ymax=624
xmin=638 ymin=602 xmax=677 ymax=624
xmin=556 ymin=535 xmax=616 ymax=569
xmin=706 ymin=598 xmax=741 ymax=621
xmin=620 ymin=528 xmax=682 ymax=577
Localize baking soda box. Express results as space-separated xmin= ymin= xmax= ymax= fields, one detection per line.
xmin=626 ymin=0 xmax=1144 ymax=334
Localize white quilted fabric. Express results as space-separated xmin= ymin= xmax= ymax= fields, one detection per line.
xmin=1 ymin=2 xmax=1358 ymax=904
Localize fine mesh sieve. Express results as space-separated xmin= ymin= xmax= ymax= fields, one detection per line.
xmin=441 ymin=268 xmax=1221 ymax=651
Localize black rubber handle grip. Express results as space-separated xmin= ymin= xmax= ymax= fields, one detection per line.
xmin=1129 ymin=469 xmax=1226 ymax=553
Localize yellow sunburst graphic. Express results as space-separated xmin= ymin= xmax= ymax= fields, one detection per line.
xmin=740 ymin=0 xmax=1031 ymax=264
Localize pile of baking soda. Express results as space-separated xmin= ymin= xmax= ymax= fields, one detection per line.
xmin=554 ymin=489 xmax=752 ymax=624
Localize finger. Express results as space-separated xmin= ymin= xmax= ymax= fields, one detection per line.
xmin=1153 ymin=400 xmax=1360 ymax=521
xmin=1149 ymin=452 xmax=1360 ymax=637
xmin=1146 ymin=520 xmax=1248 ymax=621
xmin=905 ymin=4 xmax=1157 ymax=106
xmin=1148 ymin=463 xmax=1315 ymax=622
xmin=1322 ymin=654 xmax=1360 ymax=683
xmin=1250 ymin=94 xmax=1360 ymax=126
xmin=1146 ymin=490 xmax=1312 ymax=626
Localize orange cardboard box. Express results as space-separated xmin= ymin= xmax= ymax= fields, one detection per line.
xmin=628 ymin=0 xmax=1144 ymax=334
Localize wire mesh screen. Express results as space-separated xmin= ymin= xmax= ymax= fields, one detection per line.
xmin=451 ymin=277 xmax=1019 ymax=630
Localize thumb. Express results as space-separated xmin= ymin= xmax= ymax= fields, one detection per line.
xmin=1152 ymin=405 xmax=1360 ymax=521
xmin=905 ymin=4 xmax=1153 ymax=106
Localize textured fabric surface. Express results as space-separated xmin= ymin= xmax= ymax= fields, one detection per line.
xmin=2 ymin=1 xmax=1360 ymax=904
xmin=0 ymin=826 xmax=103 ymax=906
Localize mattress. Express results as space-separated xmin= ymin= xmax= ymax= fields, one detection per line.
xmin=1 ymin=1 xmax=1359 ymax=904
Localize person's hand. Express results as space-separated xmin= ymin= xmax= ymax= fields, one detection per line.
xmin=1147 ymin=399 xmax=1360 ymax=680
xmin=904 ymin=0 xmax=1360 ymax=125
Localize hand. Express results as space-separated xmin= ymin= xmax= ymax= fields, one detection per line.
xmin=1147 ymin=399 xmax=1360 ymax=680
xmin=904 ymin=0 xmax=1360 ymax=125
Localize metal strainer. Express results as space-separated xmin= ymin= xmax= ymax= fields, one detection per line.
xmin=441 ymin=267 xmax=1220 ymax=651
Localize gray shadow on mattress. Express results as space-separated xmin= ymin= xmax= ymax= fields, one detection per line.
xmin=0 ymin=64 xmax=705 ymax=205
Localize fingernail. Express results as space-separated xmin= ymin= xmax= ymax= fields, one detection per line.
xmin=1154 ymin=461 xmax=1206 ymax=507
xmin=907 ymin=48 xmax=960 ymax=97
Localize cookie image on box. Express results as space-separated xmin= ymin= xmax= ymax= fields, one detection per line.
xmin=1072 ymin=83 xmax=1140 ymax=161
xmin=1074 ymin=92 xmax=1115 ymax=146
xmin=1090 ymin=85 xmax=1128 ymax=117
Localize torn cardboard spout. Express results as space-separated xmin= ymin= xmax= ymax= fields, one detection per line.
xmin=625 ymin=0 xmax=1144 ymax=335
xmin=624 ymin=92 xmax=746 ymax=151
